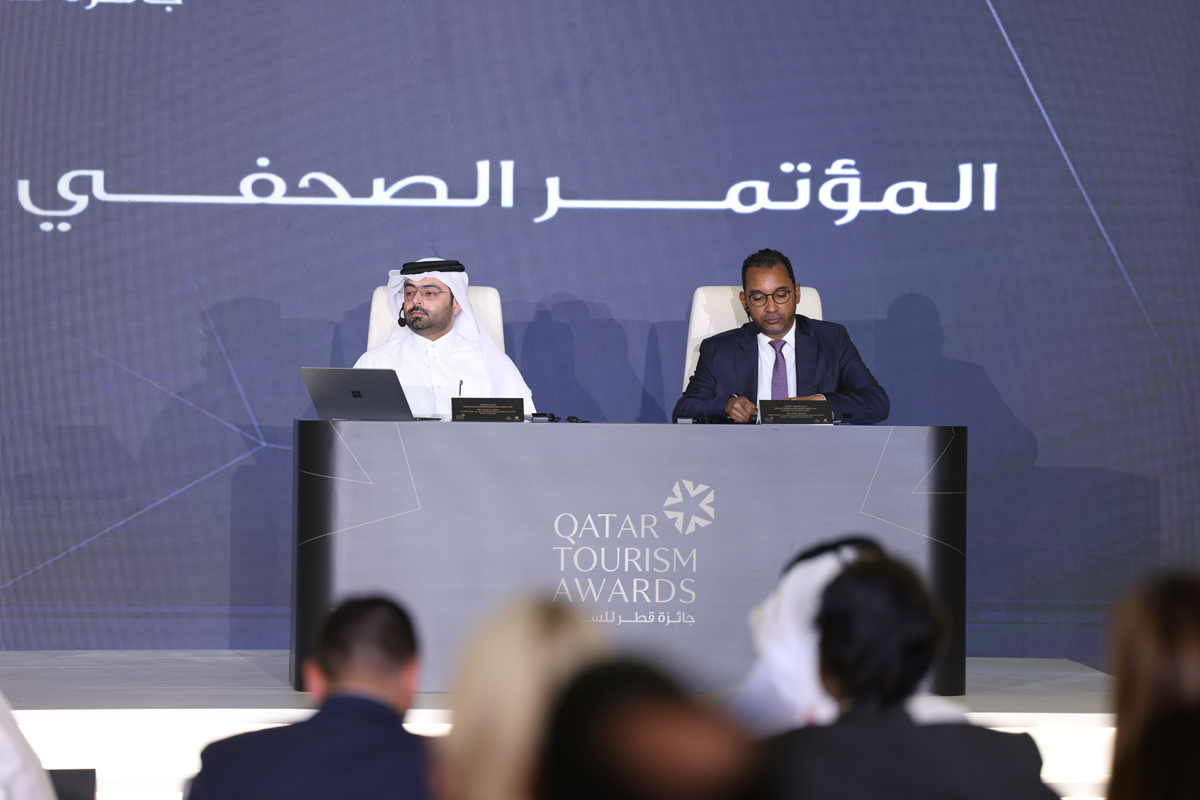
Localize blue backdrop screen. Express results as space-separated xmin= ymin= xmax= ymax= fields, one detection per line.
xmin=1 ymin=0 xmax=1197 ymax=668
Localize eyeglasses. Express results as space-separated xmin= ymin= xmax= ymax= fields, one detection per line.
xmin=747 ymin=288 xmax=794 ymax=306
xmin=403 ymin=287 xmax=449 ymax=301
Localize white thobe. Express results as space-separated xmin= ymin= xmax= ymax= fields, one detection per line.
xmin=354 ymin=329 xmax=535 ymax=419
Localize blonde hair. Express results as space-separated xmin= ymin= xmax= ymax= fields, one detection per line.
xmin=437 ymin=599 xmax=607 ymax=800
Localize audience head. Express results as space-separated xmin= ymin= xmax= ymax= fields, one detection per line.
xmin=542 ymin=659 xmax=757 ymax=800
xmin=302 ymin=595 xmax=420 ymax=715
xmin=1107 ymin=706 xmax=1200 ymax=800
xmin=816 ymin=553 xmax=943 ymax=707
xmin=1110 ymin=571 xmax=1200 ymax=761
xmin=438 ymin=598 xmax=607 ymax=800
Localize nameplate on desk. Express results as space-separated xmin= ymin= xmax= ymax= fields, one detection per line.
xmin=451 ymin=397 xmax=525 ymax=422
xmin=758 ymin=399 xmax=833 ymax=424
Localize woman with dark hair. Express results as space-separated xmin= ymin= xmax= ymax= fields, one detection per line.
xmin=1106 ymin=572 xmax=1200 ymax=800
xmin=541 ymin=660 xmax=758 ymax=800
xmin=764 ymin=554 xmax=1058 ymax=800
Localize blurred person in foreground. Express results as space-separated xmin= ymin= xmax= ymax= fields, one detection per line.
xmin=436 ymin=599 xmax=607 ymax=800
xmin=763 ymin=554 xmax=1058 ymax=800
xmin=0 ymin=687 xmax=56 ymax=800
xmin=541 ymin=659 xmax=759 ymax=800
xmin=731 ymin=536 xmax=963 ymax=734
xmin=188 ymin=597 xmax=429 ymax=800
xmin=1106 ymin=572 xmax=1200 ymax=800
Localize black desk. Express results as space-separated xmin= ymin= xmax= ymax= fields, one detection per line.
xmin=292 ymin=422 xmax=966 ymax=693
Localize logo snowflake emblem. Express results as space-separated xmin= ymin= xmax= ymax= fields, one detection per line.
xmin=663 ymin=480 xmax=715 ymax=534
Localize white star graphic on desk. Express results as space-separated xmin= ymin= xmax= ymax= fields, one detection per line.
xmin=663 ymin=480 xmax=715 ymax=534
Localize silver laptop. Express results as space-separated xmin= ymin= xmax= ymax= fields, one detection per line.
xmin=301 ymin=368 xmax=415 ymax=421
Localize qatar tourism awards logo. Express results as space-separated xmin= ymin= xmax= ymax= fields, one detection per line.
xmin=550 ymin=479 xmax=714 ymax=625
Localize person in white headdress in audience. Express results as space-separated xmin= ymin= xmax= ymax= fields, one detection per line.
xmin=730 ymin=536 xmax=964 ymax=736
xmin=354 ymin=258 xmax=535 ymax=419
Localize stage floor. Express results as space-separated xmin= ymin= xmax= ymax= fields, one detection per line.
xmin=2 ymin=651 xmax=1112 ymax=799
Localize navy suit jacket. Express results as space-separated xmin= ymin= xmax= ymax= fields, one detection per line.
xmin=672 ymin=318 xmax=889 ymax=423
xmin=188 ymin=695 xmax=430 ymax=800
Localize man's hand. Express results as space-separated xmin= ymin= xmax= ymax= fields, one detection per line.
xmin=725 ymin=395 xmax=758 ymax=423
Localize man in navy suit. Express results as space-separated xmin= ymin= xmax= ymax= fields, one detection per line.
xmin=673 ymin=249 xmax=888 ymax=424
xmin=187 ymin=597 xmax=430 ymax=800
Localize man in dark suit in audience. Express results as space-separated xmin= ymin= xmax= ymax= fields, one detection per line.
xmin=188 ymin=597 xmax=430 ymax=800
xmin=763 ymin=554 xmax=1059 ymax=800
xmin=672 ymin=249 xmax=888 ymax=424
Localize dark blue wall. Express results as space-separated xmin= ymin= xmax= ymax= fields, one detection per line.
xmin=2 ymin=0 xmax=1197 ymax=669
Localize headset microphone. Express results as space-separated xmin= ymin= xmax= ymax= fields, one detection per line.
xmin=397 ymin=310 xmax=407 ymax=328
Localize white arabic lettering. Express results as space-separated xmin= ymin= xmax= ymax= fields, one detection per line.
xmin=18 ymin=159 xmax=495 ymax=220
xmin=535 ymin=160 xmax=994 ymax=223
xmin=610 ymin=611 xmax=694 ymax=626
xmin=18 ymin=158 xmax=997 ymax=228
xmin=76 ymin=0 xmax=182 ymax=9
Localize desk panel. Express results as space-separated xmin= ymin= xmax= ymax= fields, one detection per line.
xmin=292 ymin=423 xmax=966 ymax=694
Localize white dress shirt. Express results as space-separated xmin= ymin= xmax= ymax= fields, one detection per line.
xmin=756 ymin=321 xmax=797 ymax=401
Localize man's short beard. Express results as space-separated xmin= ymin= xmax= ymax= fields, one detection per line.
xmin=406 ymin=300 xmax=453 ymax=337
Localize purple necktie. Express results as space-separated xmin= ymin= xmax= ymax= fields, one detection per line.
xmin=770 ymin=339 xmax=788 ymax=400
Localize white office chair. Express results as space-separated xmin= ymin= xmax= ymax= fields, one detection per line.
xmin=366 ymin=284 xmax=506 ymax=353
xmin=682 ymin=286 xmax=822 ymax=391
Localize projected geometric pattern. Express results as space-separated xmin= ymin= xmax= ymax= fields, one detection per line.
xmin=1 ymin=276 xmax=290 ymax=593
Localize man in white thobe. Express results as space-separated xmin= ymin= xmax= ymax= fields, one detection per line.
xmin=354 ymin=259 xmax=535 ymax=419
